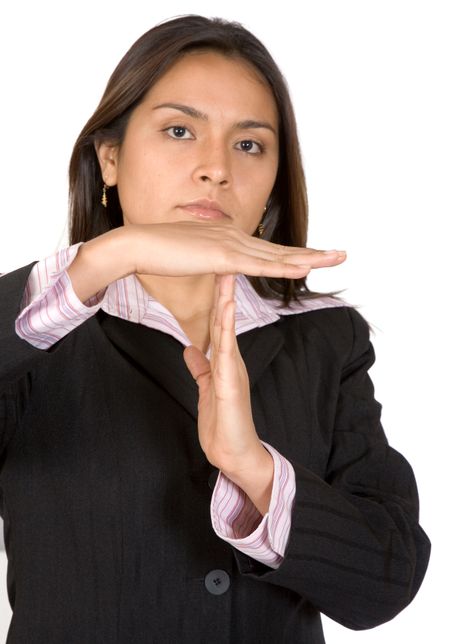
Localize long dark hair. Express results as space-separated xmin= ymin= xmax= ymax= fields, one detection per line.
xmin=68 ymin=14 xmax=338 ymax=307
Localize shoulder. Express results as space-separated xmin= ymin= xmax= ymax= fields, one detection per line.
xmin=263 ymin=290 xmax=368 ymax=334
xmin=268 ymin=297 xmax=371 ymax=366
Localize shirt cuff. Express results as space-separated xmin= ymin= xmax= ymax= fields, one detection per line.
xmin=210 ymin=440 xmax=296 ymax=569
xmin=15 ymin=242 xmax=107 ymax=349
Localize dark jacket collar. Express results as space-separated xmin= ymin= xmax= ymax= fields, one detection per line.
xmin=97 ymin=311 xmax=284 ymax=421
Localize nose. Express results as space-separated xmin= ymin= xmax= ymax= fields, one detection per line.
xmin=193 ymin=141 xmax=231 ymax=186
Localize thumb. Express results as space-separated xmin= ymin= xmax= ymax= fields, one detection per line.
xmin=183 ymin=345 xmax=211 ymax=386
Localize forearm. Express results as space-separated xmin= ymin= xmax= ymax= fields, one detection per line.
xmin=66 ymin=227 xmax=135 ymax=304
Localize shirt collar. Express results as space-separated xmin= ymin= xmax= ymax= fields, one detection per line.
xmin=103 ymin=273 xmax=280 ymax=328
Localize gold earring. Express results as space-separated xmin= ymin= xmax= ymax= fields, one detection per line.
xmin=258 ymin=205 xmax=268 ymax=237
xmin=101 ymin=183 xmax=108 ymax=208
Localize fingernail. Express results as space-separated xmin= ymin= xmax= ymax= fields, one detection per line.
xmin=323 ymin=249 xmax=346 ymax=255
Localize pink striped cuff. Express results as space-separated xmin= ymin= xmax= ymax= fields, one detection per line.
xmin=15 ymin=242 xmax=107 ymax=350
xmin=210 ymin=440 xmax=296 ymax=569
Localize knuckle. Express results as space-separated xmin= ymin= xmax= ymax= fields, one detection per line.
xmin=278 ymin=251 xmax=292 ymax=263
xmin=271 ymin=242 xmax=289 ymax=255
xmin=216 ymin=247 xmax=236 ymax=271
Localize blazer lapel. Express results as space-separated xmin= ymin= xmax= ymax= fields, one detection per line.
xmin=97 ymin=311 xmax=285 ymax=421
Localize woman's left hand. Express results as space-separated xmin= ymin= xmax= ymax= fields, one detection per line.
xmin=182 ymin=274 xmax=266 ymax=476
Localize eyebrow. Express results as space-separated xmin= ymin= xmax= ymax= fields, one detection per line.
xmin=152 ymin=102 xmax=277 ymax=136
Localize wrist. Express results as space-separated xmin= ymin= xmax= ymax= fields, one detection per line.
xmin=85 ymin=226 xmax=135 ymax=280
xmin=114 ymin=224 xmax=140 ymax=277
xmin=221 ymin=444 xmax=271 ymax=481
xmin=221 ymin=445 xmax=274 ymax=516
xmin=122 ymin=223 xmax=149 ymax=276
xmin=67 ymin=226 xmax=135 ymax=304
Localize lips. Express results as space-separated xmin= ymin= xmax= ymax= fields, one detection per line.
xmin=179 ymin=205 xmax=228 ymax=219
xmin=179 ymin=198 xmax=230 ymax=218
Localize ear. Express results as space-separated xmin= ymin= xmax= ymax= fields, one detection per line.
xmin=95 ymin=140 xmax=120 ymax=186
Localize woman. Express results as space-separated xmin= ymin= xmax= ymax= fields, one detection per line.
xmin=0 ymin=14 xmax=430 ymax=643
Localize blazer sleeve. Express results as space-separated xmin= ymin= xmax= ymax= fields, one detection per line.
xmin=231 ymin=306 xmax=431 ymax=630
xmin=0 ymin=262 xmax=58 ymax=457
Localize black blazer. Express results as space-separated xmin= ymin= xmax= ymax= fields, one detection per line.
xmin=0 ymin=261 xmax=431 ymax=643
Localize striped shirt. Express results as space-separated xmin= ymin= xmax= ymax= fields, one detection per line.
xmin=13 ymin=241 xmax=345 ymax=570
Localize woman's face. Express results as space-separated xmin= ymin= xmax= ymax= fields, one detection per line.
xmin=97 ymin=50 xmax=279 ymax=235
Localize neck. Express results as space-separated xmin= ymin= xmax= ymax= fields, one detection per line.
xmin=136 ymin=272 xmax=217 ymax=322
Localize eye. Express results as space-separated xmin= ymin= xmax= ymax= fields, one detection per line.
xmin=162 ymin=125 xmax=194 ymax=139
xmin=161 ymin=125 xmax=265 ymax=155
xmin=238 ymin=140 xmax=265 ymax=155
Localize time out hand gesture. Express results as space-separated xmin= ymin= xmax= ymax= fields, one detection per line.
xmin=132 ymin=220 xmax=346 ymax=279
xmin=182 ymin=273 xmax=269 ymax=479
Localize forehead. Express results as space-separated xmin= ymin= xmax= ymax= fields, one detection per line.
xmin=145 ymin=51 xmax=278 ymax=126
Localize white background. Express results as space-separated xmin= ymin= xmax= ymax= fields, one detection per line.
xmin=0 ymin=0 xmax=448 ymax=641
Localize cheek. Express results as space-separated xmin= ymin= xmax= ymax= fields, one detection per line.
xmin=117 ymin=164 xmax=182 ymax=224
xmin=235 ymin=165 xmax=277 ymax=207
xmin=116 ymin=148 xmax=152 ymax=202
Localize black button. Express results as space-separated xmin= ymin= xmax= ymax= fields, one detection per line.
xmin=208 ymin=469 xmax=219 ymax=490
xmin=204 ymin=569 xmax=230 ymax=595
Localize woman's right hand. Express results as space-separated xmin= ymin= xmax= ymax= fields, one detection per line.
xmin=66 ymin=220 xmax=346 ymax=306
xmin=130 ymin=220 xmax=346 ymax=280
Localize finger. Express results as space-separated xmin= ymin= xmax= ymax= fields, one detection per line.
xmin=219 ymin=300 xmax=236 ymax=357
xmin=211 ymin=275 xmax=235 ymax=372
xmin=248 ymin=246 xmax=347 ymax=268
xmin=210 ymin=274 xmax=233 ymax=366
xmin=229 ymin=237 xmax=347 ymax=268
xmin=218 ymin=256 xmax=313 ymax=279
xmin=223 ymin=227 xmax=345 ymax=258
xmin=213 ymin=275 xmax=231 ymax=346
xmin=209 ymin=275 xmax=222 ymax=368
xmin=216 ymin=292 xmax=239 ymax=386
xmin=290 ymin=249 xmax=347 ymax=268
